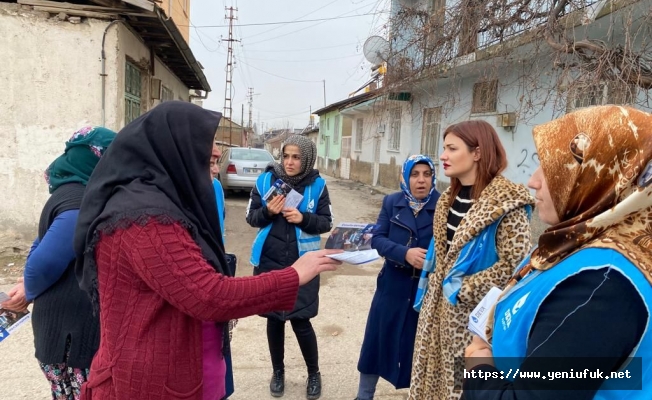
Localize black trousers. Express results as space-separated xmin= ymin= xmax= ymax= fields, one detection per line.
xmin=266 ymin=318 xmax=319 ymax=374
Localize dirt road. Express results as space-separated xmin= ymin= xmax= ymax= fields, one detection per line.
xmin=0 ymin=175 xmax=410 ymax=400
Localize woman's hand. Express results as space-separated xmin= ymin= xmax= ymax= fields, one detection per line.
xmin=266 ymin=195 xmax=285 ymax=216
xmin=1 ymin=279 xmax=29 ymax=312
xmin=291 ymin=250 xmax=343 ymax=285
xmin=465 ymin=335 xmax=495 ymax=370
xmin=406 ymin=247 xmax=427 ymax=269
xmin=283 ymin=208 xmax=303 ymax=224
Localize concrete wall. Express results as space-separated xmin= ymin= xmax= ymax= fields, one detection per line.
xmin=0 ymin=4 xmax=190 ymax=240
xmin=160 ymin=0 xmax=191 ymax=45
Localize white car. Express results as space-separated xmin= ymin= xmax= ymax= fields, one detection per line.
xmin=217 ymin=148 xmax=275 ymax=193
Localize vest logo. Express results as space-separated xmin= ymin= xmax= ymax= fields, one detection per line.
xmin=512 ymin=292 xmax=530 ymax=315
xmin=503 ymin=309 xmax=512 ymax=329
xmin=307 ymin=199 xmax=315 ymax=212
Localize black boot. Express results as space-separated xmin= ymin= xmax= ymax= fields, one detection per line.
xmin=270 ymin=369 xmax=284 ymax=397
xmin=306 ymin=372 xmax=321 ymax=399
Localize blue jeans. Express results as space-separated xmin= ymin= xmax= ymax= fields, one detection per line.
xmin=356 ymin=373 xmax=380 ymax=400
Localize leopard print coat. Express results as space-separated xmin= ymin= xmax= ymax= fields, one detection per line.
xmin=408 ymin=175 xmax=534 ymax=400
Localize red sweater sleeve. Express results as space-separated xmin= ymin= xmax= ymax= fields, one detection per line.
xmin=122 ymin=220 xmax=299 ymax=322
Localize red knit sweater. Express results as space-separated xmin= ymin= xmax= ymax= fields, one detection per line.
xmin=81 ymin=220 xmax=299 ymax=400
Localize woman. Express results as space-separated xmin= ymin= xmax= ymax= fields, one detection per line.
xmin=464 ymin=106 xmax=652 ymax=400
xmin=1 ymin=126 xmax=116 ymax=400
xmin=355 ymin=155 xmax=440 ymax=400
xmin=246 ymin=135 xmax=332 ymax=400
xmin=409 ymin=120 xmax=534 ymax=399
xmin=72 ymin=102 xmax=341 ymax=400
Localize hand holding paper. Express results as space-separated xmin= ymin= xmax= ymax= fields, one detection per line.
xmin=324 ymin=223 xmax=380 ymax=265
xmin=467 ymin=286 xmax=502 ymax=345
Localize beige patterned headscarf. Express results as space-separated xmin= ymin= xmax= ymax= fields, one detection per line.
xmin=530 ymin=105 xmax=652 ymax=282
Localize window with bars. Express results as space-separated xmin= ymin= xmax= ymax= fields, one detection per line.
xmin=388 ymin=107 xmax=401 ymax=151
xmin=125 ymin=62 xmax=141 ymax=125
xmin=161 ymin=86 xmax=174 ymax=102
xmin=566 ymin=80 xmax=637 ymax=112
xmin=421 ymin=107 xmax=441 ymax=160
xmin=472 ymin=80 xmax=498 ymax=113
xmin=333 ymin=115 xmax=340 ymax=144
xmin=355 ymin=118 xmax=363 ymax=151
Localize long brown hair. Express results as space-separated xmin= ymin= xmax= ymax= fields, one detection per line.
xmin=444 ymin=120 xmax=507 ymax=201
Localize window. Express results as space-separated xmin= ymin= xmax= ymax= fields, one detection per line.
xmin=355 ymin=118 xmax=364 ymax=151
xmin=161 ymin=86 xmax=174 ymax=102
xmin=388 ymin=107 xmax=401 ymax=151
xmin=333 ymin=115 xmax=340 ymax=144
xmin=472 ymin=80 xmax=498 ymax=113
xmin=421 ymin=107 xmax=441 ymax=160
xmin=326 ymin=117 xmax=330 ymax=130
xmin=230 ymin=149 xmax=274 ymax=162
xmin=125 ymin=61 xmax=142 ymax=125
xmin=567 ymin=80 xmax=637 ymax=112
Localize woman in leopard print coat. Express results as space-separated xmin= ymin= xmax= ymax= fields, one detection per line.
xmin=408 ymin=121 xmax=534 ymax=400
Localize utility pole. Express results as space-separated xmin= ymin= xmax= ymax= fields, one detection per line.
xmin=323 ymin=80 xmax=326 ymax=106
xmin=223 ymin=6 xmax=239 ymax=147
xmin=241 ymin=104 xmax=246 ymax=147
xmin=247 ymin=87 xmax=254 ymax=129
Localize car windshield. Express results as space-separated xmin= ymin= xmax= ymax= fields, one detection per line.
xmin=230 ymin=149 xmax=274 ymax=162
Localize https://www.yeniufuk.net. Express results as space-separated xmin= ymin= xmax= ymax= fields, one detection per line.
xmin=464 ymin=368 xmax=634 ymax=381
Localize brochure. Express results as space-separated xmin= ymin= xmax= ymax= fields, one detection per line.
xmin=0 ymin=292 xmax=31 ymax=344
xmin=325 ymin=223 xmax=380 ymax=265
xmin=467 ymin=286 xmax=502 ymax=345
xmin=263 ymin=179 xmax=304 ymax=210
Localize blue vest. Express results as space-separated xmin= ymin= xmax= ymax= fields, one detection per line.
xmin=213 ymin=178 xmax=226 ymax=243
xmin=250 ymin=172 xmax=325 ymax=267
xmin=414 ymin=205 xmax=532 ymax=310
xmin=492 ymin=247 xmax=652 ymax=398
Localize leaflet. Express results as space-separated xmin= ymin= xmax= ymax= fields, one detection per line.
xmin=324 ymin=222 xmax=380 ymax=265
xmin=262 ymin=179 xmax=304 ymax=209
xmin=0 ymin=292 xmax=31 ymax=344
xmin=467 ymin=286 xmax=502 ymax=345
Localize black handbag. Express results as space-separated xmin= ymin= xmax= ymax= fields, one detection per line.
xmin=225 ymin=253 xmax=237 ymax=276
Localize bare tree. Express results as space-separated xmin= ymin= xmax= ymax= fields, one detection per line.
xmin=381 ymin=0 xmax=652 ymax=119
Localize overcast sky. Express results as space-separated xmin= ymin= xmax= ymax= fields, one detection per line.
xmin=188 ymin=0 xmax=390 ymax=132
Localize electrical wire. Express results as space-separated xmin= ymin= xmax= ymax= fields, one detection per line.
xmin=178 ymin=12 xmax=381 ymax=28
xmin=244 ymin=0 xmax=382 ymax=46
xmin=237 ymin=59 xmax=324 ymax=83
xmin=240 ymin=0 xmax=342 ymax=41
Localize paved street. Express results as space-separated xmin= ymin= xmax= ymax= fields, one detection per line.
xmin=0 ymin=175 xmax=409 ymax=400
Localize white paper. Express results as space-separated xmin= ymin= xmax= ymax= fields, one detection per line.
xmin=326 ymin=249 xmax=379 ymax=265
xmin=284 ymin=189 xmax=304 ymax=209
xmin=468 ymin=286 xmax=503 ymax=344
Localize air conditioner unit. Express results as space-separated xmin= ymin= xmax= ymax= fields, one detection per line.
xmin=498 ymin=112 xmax=517 ymax=128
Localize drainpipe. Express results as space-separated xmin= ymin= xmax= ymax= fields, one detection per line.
xmin=101 ymin=20 xmax=123 ymax=127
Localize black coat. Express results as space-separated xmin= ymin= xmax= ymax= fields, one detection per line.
xmin=357 ymin=191 xmax=439 ymax=388
xmin=246 ymin=169 xmax=332 ymax=321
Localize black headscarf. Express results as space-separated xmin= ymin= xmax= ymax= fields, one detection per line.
xmin=74 ymin=101 xmax=229 ymax=309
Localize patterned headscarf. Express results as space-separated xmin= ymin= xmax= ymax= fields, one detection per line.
xmin=529 ymin=106 xmax=652 ymax=282
xmin=400 ymin=154 xmax=436 ymax=216
xmin=272 ymin=135 xmax=317 ymax=186
xmin=45 ymin=126 xmax=117 ymax=193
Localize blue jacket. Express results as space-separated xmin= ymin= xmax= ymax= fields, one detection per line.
xmin=357 ymin=190 xmax=440 ymax=388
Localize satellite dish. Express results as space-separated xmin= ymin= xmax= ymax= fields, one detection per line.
xmin=363 ymin=36 xmax=390 ymax=67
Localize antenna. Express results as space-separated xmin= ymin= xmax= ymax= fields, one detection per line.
xmin=363 ymin=36 xmax=390 ymax=67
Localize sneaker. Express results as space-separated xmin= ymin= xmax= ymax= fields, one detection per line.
xmin=270 ymin=369 xmax=284 ymax=397
xmin=306 ymin=372 xmax=322 ymax=400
